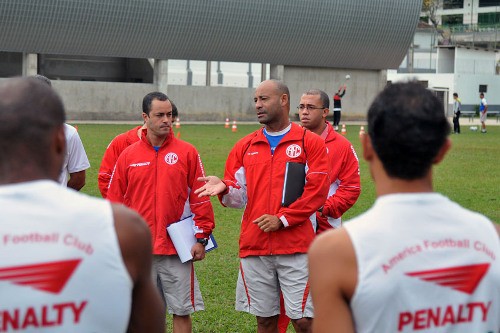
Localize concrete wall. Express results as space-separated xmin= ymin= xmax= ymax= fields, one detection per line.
xmin=437 ymin=48 xmax=455 ymax=74
xmin=455 ymin=48 xmax=496 ymax=75
xmin=0 ymin=66 xmax=385 ymax=121
xmin=40 ymin=80 xmax=256 ymax=122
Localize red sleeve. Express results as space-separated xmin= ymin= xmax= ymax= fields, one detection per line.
xmin=106 ymin=151 xmax=129 ymax=204
xmin=98 ymin=136 xmax=126 ymax=198
xmin=187 ymin=149 xmax=215 ymax=239
xmin=322 ymin=143 xmax=361 ymax=219
xmin=217 ymin=137 xmax=249 ymax=209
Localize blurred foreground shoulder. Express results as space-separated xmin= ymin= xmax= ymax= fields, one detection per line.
xmin=494 ymin=222 xmax=500 ymax=238
xmin=309 ymin=228 xmax=357 ymax=333
xmin=111 ymin=203 xmax=165 ymax=333
xmin=112 ymin=203 xmax=151 ymax=249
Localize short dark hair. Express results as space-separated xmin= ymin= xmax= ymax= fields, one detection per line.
xmin=31 ymin=74 xmax=52 ymax=87
xmin=0 ymin=77 xmax=65 ymax=174
xmin=171 ymin=100 xmax=178 ymax=119
xmin=303 ymin=89 xmax=330 ymax=109
xmin=453 ymin=93 xmax=458 ymax=97
xmin=367 ymin=81 xmax=450 ymax=180
xmin=142 ymin=92 xmax=169 ymax=115
xmin=270 ymin=79 xmax=290 ymax=100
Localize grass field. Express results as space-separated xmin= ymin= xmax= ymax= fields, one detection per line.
xmin=73 ymin=122 xmax=499 ymax=332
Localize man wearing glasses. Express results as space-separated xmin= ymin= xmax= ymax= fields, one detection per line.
xmin=277 ymin=89 xmax=361 ymax=332
xmin=298 ymin=89 xmax=361 ymax=233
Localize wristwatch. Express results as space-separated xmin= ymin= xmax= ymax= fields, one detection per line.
xmin=196 ymin=238 xmax=209 ymax=246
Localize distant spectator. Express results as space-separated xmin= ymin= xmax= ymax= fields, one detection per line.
xmin=479 ymin=92 xmax=488 ymax=133
xmin=332 ymin=85 xmax=346 ymax=131
xmin=452 ymin=92 xmax=461 ymax=134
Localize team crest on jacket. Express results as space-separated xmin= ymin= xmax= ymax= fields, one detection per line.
xmin=286 ymin=144 xmax=302 ymax=158
xmin=164 ymin=152 xmax=178 ymax=165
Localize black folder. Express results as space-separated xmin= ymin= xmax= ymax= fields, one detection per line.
xmin=281 ymin=162 xmax=306 ymax=207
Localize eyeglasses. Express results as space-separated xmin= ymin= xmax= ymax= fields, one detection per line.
xmin=297 ymin=105 xmax=325 ymax=111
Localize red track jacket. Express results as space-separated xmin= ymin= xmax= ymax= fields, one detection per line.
xmin=98 ymin=125 xmax=142 ymax=198
xmin=219 ymin=123 xmax=329 ymax=257
xmin=317 ymin=122 xmax=361 ymax=233
xmin=107 ymin=130 xmax=215 ymax=255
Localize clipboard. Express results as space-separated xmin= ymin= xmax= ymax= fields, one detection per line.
xmin=281 ymin=161 xmax=306 ymax=207
xmin=166 ymin=216 xmax=217 ymax=263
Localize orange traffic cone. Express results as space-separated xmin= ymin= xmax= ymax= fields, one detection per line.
xmin=225 ymin=118 xmax=230 ymax=128
xmin=74 ymin=125 xmax=78 ymax=131
xmin=359 ymin=126 xmax=365 ymax=137
xmin=232 ymin=120 xmax=238 ymax=132
xmin=341 ymin=123 xmax=347 ymax=136
xmin=176 ymin=131 xmax=181 ymax=138
xmin=175 ymin=117 xmax=181 ymax=129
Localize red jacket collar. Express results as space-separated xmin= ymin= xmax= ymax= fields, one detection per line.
xmin=140 ymin=128 xmax=174 ymax=148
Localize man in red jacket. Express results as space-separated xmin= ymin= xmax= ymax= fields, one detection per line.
xmin=298 ymin=89 xmax=361 ymax=232
xmin=277 ymin=88 xmax=362 ymax=332
xmin=196 ymin=80 xmax=329 ymax=333
xmin=107 ymin=92 xmax=213 ymax=333
xmin=98 ymin=102 xmax=178 ymax=198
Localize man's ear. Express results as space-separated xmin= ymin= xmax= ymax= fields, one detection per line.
xmin=54 ymin=125 xmax=66 ymax=156
xmin=433 ymin=138 xmax=451 ymax=165
xmin=50 ymin=125 xmax=66 ymax=181
xmin=361 ymin=132 xmax=374 ymax=162
xmin=322 ymin=108 xmax=330 ymax=120
xmin=280 ymin=93 xmax=289 ymax=107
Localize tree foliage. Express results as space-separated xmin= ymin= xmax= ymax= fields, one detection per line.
xmin=422 ymin=0 xmax=441 ymax=27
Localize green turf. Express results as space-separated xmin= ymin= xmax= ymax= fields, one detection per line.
xmin=73 ymin=122 xmax=499 ymax=332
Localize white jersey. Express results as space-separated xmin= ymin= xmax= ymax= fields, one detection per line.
xmin=58 ymin=124 xmax=90 ymax=185
xmin=344 ymin=193 xmax=500 ymax=333
xmin=0 ymin=180 xmax=132 ymax=332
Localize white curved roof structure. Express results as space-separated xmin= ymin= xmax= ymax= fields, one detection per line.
xmin=0 ymin=0 xmax=422 ymax=70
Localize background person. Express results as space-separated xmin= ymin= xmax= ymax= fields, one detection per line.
xmin=32 ymin=74 xmax=90 ymax=191
xmin=0 ymin=77 xmax=165 ymax=333
xmin=479 ymin=92 xmax=488 ymax=133
xmin=277 ymin=88 xmax=361 ymax=332
xmin=196 ymin=79 xmax=330 ymax=333
xmin=298 ymin=89 xmax=361 ymax=232
xmin=452 ymin=92 xmax=461 ymax=134
xmin=332 ymin=85 xmax=346 ymax=131
xmin=107 ymin=92 xmax=214 ymax=333
xmin=98 ymin=101 xmax=178 ymax=198
xmin=308 ymin=81 xmax=500 ymax=333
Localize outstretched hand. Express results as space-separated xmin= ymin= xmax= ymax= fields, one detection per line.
xmin=195 ymin=176 xmax=227 ymax=197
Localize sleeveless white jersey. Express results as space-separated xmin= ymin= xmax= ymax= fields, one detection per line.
xmin=344 ymin=193 xmax=500 ymax=333
xmin=0 ymin=180 xmax=132 ymax=332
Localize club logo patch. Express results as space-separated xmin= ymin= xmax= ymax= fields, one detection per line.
xmin=405 ymin=263 xmax=490 ymax=294
xmin=286 ymin=144 xmax=302 ymax=158
xmin=164 ymin=152 xmax=178 ymax=165
xmin=0 ymin=259 xmax=82 ymax=293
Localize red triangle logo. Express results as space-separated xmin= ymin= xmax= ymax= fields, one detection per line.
xmin=0 ymin=259 xmax=82 ymax=294
xmin=406 ymin=263 xmax=490 ymax=295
